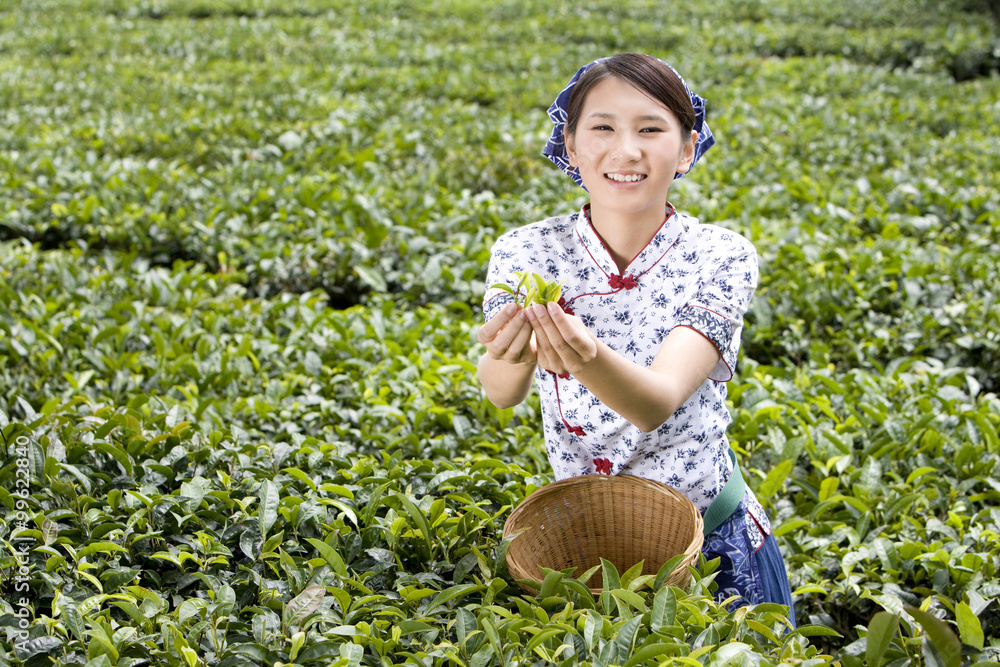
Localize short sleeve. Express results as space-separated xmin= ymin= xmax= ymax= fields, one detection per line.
xmin=482 ymin=235 xmax=519 ymax=323
xmin=674 ymin=236 xmax=758 ymax=381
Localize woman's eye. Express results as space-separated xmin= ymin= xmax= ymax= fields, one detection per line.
xmin=592 ymin=125 xmax=613 ymax=131
xmin=640 ymin=127 xmax=663 ymax=133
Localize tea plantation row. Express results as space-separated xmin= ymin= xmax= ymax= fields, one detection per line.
xmin=1 ymin=0 xmax=999 ymax=665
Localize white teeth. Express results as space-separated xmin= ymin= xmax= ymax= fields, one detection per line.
xmin=606 ymin=173 xmax=645 ymax=182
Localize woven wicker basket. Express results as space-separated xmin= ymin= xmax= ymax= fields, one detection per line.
xmin=503 ymin=474 xmax=704 ymax=594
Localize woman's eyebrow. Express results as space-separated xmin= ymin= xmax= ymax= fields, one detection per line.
xmin=587 ymin=111 xmax=670 ymax=123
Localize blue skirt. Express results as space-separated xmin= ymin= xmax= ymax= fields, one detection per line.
xmin=702 ymin=493 xmax=796 ymax=628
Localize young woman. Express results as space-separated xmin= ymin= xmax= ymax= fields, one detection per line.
xmin=478 ymin=53 xmax=795 ymax=618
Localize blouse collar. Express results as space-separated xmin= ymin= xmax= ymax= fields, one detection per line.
xmin=574 ymin=203 xmax=686 ymax=281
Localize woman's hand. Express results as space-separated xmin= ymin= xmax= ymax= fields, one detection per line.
xmin=525 ymin=301 xmax=598 ymax=374
xmin=478 ymin=303 xmax=536 ymax=365
xmin=477 ymin=303 xmax=538 ymax=408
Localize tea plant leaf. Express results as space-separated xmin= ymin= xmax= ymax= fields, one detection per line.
xmin=786 ymin=624 xmax=843 ymax=638
xmin=227 ymin=644 xmax=277 ymax=663
xmin=481 ymin=616 xmax=500 ymax=656
xmin=525 ymin=627 xmax=565 ymax=654
xmin=0 ymin=487 xmax=13 ymax=512
xmin=615 ymin=616 xmax=643 ymax=655
xmin=41 ymin=518 xmax=58 ymax=546
xmin=355 ymin=264 xmax=387 ymax=292
xmin=258 ymin=479 xmax=279 ymax=539
xmin=469 ymin=644 xmax=494 ymax=667
xmin=905 ymin=466 xmax=937 ymax=485
xmin=15 ymin=396 xmax=36 ymax=420
xmin=328 ymin=587 xmax=352 ymax=616
xmin=576 ymin=563 xmax=603 ymax=588
xmin=966 ymin=590 xmax=991 ymax=617
xmin=393 ymin=491 xmax=434 ymax=558
xmin=955 ymin=602 xmax=984 ymax=650
xmin=619 ymin=560 xmax=645 ymax=590
xmin=324 ymin=499 xmax=359 ymax=527
xmin=93 ymin=441 xmax=134 ymax=477
xmin=289 ymin=631 xmax=305 ymax=661
xmin=454 ymin=608 xmax=477 ymax=646
xmin=283 ymin=586 xmax=327 ymax=630
xmin=858 ymin=456 xmax=883 ymax=495
xmin=397 ymin=620 xmax=436 ymax=635
xmin=971 ymin=413 xmax=1000 ymax=453
xmin=600 ymin=558 xmax=621 ymax=591
xmin=650 ymin=585 xmax=677 ymax=632
xmin=652 ymin=554 xmax=686 ymax=590
xmin=748 ymin=619 xmax=781 ymax=644
xmin=59 ymin=600 xmax=85 ymax=642
xmin=599 ymin=558 xmax=622 ymax=614
xmin=818 ymin=476 xmax=839 ymax=502
xmin=338 ymin=643 xmax=364 ymax=667
xmin=425 ymin=584 xmax=486 ymax=613
xmin=305 ymin=538 xmax=348 ymax=577
xmin=583 ymin=610 xmax=602 ymax=651
xmin=282 ymin=467 xmax=317 ymax=492
xmin=496 ymin=271 xmax=566 ymax=306
xmin=489 ymin=282 xmax=517 ymax=298
xmin=318 ymin=484 xmax=355 ymax=499
xmin=77 ymin=542 xmax=128 ymax=559
xmin=758 ymin=458 xmax=794 ymax=500
xmin=610 ymin=589 xmax=647 ymax=613
xmin=865 ymin=612 xmax=899 ymax=667
xmin=904 ymin=606 xmax=962 ymax=667
xmin=623 ymin=643 xmax=674 ymax=667
xmin=773 ymin=517 xmax=810 ymax=537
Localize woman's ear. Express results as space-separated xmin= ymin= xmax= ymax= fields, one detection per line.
xmin=676 ymin=130 xmax=698 ymax=174
xmin=564 ymin=128 xmax=578 ymax=167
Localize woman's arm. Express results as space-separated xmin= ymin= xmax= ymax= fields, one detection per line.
xmin=526 ymin=301 xmax=720 ymax=432
xmin=477 ymin=303 xmax=538 ymax=408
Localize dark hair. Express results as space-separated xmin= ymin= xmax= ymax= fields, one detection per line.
xmin=564 ymin=53 xmax=696 ymax=138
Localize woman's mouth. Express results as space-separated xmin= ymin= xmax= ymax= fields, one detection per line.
xmin=605 ymin=173 xmax=647 ymax=183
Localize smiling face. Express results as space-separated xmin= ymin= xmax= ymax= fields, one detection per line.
xmin=565 ymin=76 xmax=697 ymax=223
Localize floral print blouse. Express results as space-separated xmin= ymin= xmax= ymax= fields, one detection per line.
xmin=483 ymin=205 xmax=758 ymax=513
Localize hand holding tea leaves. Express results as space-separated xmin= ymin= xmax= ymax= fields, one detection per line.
xmin=490 ymin=271 xmax=565 ymax=306
xmin=478 ymin=292 xmax=540 ymax=407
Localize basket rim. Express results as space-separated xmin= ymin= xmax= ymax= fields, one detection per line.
xmin=503 ymin=473 xmax=704 ymax=536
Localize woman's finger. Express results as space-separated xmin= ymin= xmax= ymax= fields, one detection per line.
xmin=476 ymin=303 xmax=518 ymax=345
xmin=527 ymin=311 xmax=558 ymax=371
xmin=485 ymin=308 xmax=531 ymax=359
xmin=544 ymin=303 xmax=598 ymax=369
xmin=529 ymin=302 xmax=600 ymax=373
xmin=543 ymin=302 xmax=596 ymax=359
xmin=502 ymin=314 xmax=535 ymax=362
xmin=527 ymin=305 xmax=577 ymax=372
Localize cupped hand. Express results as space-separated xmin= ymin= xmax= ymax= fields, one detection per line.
xmin=477 ymin=303 xmax=537 ymax=365
xmin=525 ymin=301 xmax=598 ymax=374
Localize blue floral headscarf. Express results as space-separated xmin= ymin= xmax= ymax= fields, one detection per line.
xmin=542 ymin=56 xmax=715 ymax=189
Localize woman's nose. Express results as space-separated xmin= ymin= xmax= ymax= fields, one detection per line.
xmin=611 ymin=133 xmax=641 ymax=162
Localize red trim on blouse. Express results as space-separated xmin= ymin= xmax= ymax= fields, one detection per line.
xmin=580 ymin=203 xmax=676 ymax=274
xmin=567 ymin=203 xmax=682 ymax=308
xmin=551 ymin=372 xmax=586 ymax=437
xmin=671 ymin=322 xmax=734 ymax=383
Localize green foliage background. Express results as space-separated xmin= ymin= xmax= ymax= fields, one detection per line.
xmin=1 ymin=0 xmax=999 ymax=665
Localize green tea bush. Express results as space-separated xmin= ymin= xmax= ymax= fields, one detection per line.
xmin=1 ymin=0 xmax=999 ymax=665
